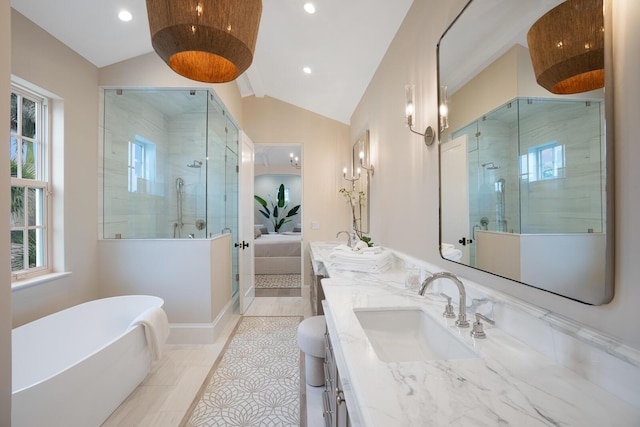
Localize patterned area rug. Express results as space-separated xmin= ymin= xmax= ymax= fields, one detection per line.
xmin=255 ymin=274 xmax=301 ymax=289
xmin=182 ymin=316 xmax=304 ymax=427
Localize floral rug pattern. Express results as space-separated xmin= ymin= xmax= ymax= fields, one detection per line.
xmin=183 ymin=316 xmax=303 ymax=427
xmin=255 ymin=274 xmax=301 ymax=289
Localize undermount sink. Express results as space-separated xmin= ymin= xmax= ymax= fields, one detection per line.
xmin=354 ymin=307 xmax=479 ymax=363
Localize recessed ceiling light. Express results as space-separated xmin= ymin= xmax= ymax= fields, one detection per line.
xmin=118 ymin=10 xmax=133 ymax=22
xmin=303 ymin=67 xmax=312 ymax=74
xmin=304 ymin=3 xmax=316 ymax=14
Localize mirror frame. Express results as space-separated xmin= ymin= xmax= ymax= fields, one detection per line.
xmin=436 ymin=0 xmax=614 ymax=305
xmin=352 ymin=130 xmax=371 ymax=234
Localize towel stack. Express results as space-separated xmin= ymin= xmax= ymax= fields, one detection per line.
xmin=329 ymin=245 xmax=394 ymax=273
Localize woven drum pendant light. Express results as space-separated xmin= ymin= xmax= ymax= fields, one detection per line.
xmin=145 ymin=0 xmax=262 ymax=83
xmin=527 ymin=0 xmax=604 ymax=94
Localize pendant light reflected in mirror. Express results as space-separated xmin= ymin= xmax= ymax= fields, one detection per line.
xmin=527 ymin=0 xmax=604 ymax=94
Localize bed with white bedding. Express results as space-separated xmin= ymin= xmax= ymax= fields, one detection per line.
xmin=253 ymin=229 xmax=302 ymax=274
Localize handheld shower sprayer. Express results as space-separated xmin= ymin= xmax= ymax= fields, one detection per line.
xmin=176 ymin=177 xmax=185 ymax=193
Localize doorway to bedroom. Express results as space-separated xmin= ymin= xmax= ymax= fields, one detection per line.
xmin=253 ymin=144 xmax=303 ymax=297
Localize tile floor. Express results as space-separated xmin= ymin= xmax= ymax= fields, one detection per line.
xmin=102 ymin=287 xmax=324 ymax=427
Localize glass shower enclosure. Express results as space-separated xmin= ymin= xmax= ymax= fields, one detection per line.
xmin=452 ymin=97 xmax=604 ymax=267
xmin=102 ymin=88 xmax=240 ymax=295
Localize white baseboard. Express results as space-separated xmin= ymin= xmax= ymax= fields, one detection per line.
xmin=167 ymin=299 xmax=236 ymax=344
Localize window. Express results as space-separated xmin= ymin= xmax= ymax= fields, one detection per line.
xmin=10 ymin=85 xmax=50 ymax=280
xmin=128 ymin=136 xmax=157 ymax=193
xmin=520 ymin=141 xmax=566 ymax=182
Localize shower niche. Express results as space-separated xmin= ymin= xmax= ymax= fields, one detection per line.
xmin=101 ymin=89 xmax=239 ymax=240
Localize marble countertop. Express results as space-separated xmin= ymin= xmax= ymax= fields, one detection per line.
xmin=311 ymin=242 xmax=640 ymax=426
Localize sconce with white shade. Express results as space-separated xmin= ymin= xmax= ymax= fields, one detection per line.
xmin=405 ymin=84 xmax=435 ymax=146
xmin=343 ymin=167 xmax=360 ymax=184
xmin=290 ymin=153 xmax=300 ymax=169
xmin=358 ymin=150 xmax=374 ymax=175
xmin=439 ymin=86 xmax=449 ymax=132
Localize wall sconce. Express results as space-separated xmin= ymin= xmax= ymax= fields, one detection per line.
xmin=439 ymin=86 xmax=449 ymax=133
xmin=358 ymin=150 xmax=374 ymax=175
xmin=290 ymin=153 xmax=301 ymax=169
xmin=527 ymin=0 xmax=604 ymax=94
xmin=145 ymin=0 xmax=262 ymax=83
xmin=405 ymin=84 xmax=435 ymax=146
xmin=343 ymin=167 xmax=360 ymax=183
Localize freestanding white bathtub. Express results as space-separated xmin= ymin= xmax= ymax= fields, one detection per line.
xmin=12 ymin=295 xmax=165 ymax=427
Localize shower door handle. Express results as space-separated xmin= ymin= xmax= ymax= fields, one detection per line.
xmin=235 ymin=241 xmax=249 ymax=249
xmin=458 ymin=237 xmax=473 ymax=246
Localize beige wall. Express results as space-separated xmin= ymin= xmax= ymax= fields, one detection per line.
xmin=243 ymin=96 xmax=351 ymax=246
xmin=1 ymin=0 xmax=11 ymax=423
xmin=352 ymin=0 xmax=640 ymax=349
xmin=10 ymin=10 xmax=100 ymax=326
xmin=449 ymin=44 xmax=604 ymax=133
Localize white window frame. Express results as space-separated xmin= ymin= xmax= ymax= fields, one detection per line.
xmin=520 ymin=141 xmax=566 ymax=183
xmin=10 ymin=84 xmax=52 ymax=282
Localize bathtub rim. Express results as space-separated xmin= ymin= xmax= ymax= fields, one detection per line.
xmin=12 ymin=294 xmax=164 ymax=394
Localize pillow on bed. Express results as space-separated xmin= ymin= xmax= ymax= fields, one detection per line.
xmin=293 ymin=223 xmax=302 ymax=232
xmin=255 ymin=224 xmax=268 ymax=235
xmin=254 ymin=226 xmax=262 ymax=239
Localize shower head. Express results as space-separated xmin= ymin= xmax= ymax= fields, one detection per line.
xmin=187 ymin=160 xmax=203 ymax=168
xmin=482 ymin=162 xmax=500 ymax=170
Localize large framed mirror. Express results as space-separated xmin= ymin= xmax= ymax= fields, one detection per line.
xmin=352 ymin=130 xmax=371 ymax=234
xmin=437 ymin=0 xmax=613 ymax=305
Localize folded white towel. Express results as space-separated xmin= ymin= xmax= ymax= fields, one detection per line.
xmin=130 ymin=306 xmax=170 ymax=361
xmin=329 ymin=247 xmax=393 ymax=273
xmin=442 ymin=247 xmax=463 ymax=262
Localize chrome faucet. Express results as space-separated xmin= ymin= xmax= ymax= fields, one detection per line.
xmin=418 ymin=272 xmax=470 ymax=328
xmin=336 ymin=230 xmax=352 ymax=247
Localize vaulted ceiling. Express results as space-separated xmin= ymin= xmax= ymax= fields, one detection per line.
xmin=11 ymin=0 xmax=414 ymax=125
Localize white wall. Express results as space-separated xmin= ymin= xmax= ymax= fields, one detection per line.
xmin=1 ymin=0 xmax=11 ymax=423
xmin=10 ymin=10 xmax=100 ymax=327
xmin=98 ymin=236 xmax=232 ymax=343
xmin=351 ymin=0 xmax=640 ymax=350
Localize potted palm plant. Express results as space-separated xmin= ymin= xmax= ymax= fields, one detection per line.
xmin=255 ymin=184 xmax=301 ymax=233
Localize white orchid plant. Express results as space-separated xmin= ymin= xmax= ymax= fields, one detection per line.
xmin=339 ymin=187 xmax=373 ymax=247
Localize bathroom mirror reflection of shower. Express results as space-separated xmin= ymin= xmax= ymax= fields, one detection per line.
xmin=437 ymin=0 xmax=613 ymax=305
xmin=101 ymin=88 xmax=240 ymax=241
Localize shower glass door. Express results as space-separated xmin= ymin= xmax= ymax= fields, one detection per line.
xmin=225 ymin=121 xmax=239 ymax=297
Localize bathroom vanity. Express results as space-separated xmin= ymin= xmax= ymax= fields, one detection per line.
xmin=310 ymin=242 xmax=640 ymax=426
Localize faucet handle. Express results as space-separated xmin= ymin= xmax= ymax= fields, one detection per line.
xmin=440 ymin=293 xmax=456 ymax=319
xmin=470 ymin=313 xmax=495 ymax=339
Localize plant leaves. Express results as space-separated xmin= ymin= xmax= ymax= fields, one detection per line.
xmin=254 ymin=195 xmax=267 ymax=207
xmin=286 ymin=205 xmax=300 ymax=217
xmin=277 ymin=184 xmax=285 ymax=208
